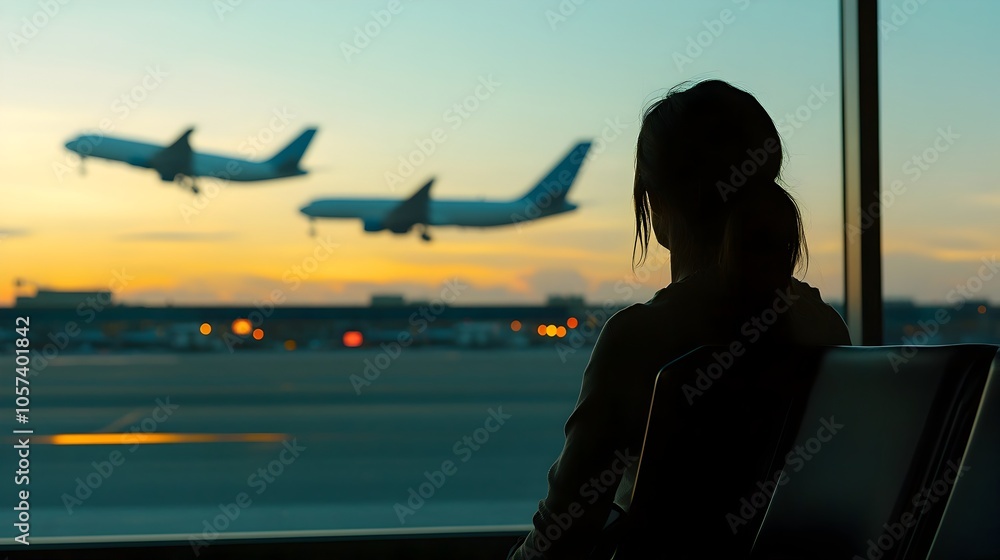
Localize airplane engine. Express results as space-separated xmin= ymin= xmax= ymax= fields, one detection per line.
xmin=362 ymin=218 xmax=384 ymax=232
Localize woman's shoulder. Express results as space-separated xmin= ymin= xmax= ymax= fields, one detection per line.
xmin=787 ymin=278 xmax=852 ymax=344
xmin=597 ymin=277 xmax=717 ymax=338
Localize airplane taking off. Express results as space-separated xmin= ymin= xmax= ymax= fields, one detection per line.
xmin=64 ymin=127 xmax=317 ymax=193
xmin=299 ymin=141 xmax=592 ymax=241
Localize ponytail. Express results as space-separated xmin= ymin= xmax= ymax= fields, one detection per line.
xmin=718 ymin=180 xmax=806 ymax=297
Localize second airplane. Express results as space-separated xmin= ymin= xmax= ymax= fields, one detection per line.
xmin=299 ymin=141 xmax=592 ymax=241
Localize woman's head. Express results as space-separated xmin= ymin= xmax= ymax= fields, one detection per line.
xmin=633 ymin=79 xmax=806 ymax=292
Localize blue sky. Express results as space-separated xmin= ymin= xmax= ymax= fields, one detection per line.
xmin=0 ymin=0 xmax=995 ymax=306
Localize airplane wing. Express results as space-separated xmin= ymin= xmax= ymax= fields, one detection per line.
xmin=147 ymin=128 xmax=195 ymax=180
xmin=382 ymin=178 xmax=434 ymax=233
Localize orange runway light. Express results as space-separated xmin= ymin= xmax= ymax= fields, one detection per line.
xmin=537 ymin=324 xmax=547 ymax=336
xmin=199 ymin=323 xmax=212 ymax=335
xmin=252 ymin=328 xmax=264 ymax=340
xmin=284 ymin=339 xmax=297 ymax=351
xmin=566 ymin=317 xmax=578 ymax=328
xmin=545 ymin=325 xmax=558 ymax=337
xmin=510 ymin=320 xmax=522 ymax=332
xmin=343 ymin=330 xmax=364 ymax=347
xmin=556 ymin=326 xmax=567 ymax=338
xmin=978 ymin=305 xmax=987 ymax=314
xmin=231 ymin=318 xmax=252 ymax=336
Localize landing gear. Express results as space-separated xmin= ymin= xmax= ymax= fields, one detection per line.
xmin=176 ymin=174 xmax=199 ymax=194
xmin=418 ymin=225 xmax=431 ymax=242
xmin=78 ymin=155 xmax=87 ymax=176
xmin=308 ymin=218 xmax=316 ymax=238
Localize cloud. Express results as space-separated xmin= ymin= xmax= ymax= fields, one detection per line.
xmin=0 ymin=228 xmax=29 ymax=238
xmin=522 ymin=268 xmax=589 ymax=297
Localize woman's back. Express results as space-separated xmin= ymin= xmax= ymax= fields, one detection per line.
xmin=508 ymin=79 xmax=852 ymax=560
xmin=599 ymin=270 xmax=851 ymax=508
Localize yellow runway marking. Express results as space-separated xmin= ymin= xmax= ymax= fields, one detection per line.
xmin=35 ymin=433 xmax=288 ymax=445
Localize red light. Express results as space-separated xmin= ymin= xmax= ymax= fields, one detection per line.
xmin=343 ymin=331 xmax=364 ymax=347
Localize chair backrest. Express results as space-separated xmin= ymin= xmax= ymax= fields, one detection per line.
xmin=613 ymin=344 xmax=998 ymax=560
xmin=926 ymin=353 xmax=1000 ymax=559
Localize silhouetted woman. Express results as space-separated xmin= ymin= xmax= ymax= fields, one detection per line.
xmin=508 ymin=80 xmax=851 ymax=559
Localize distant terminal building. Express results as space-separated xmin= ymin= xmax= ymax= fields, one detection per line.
xmin=15 ymin=289 xmax=113 ymax=309
xmin=547 ymin=295 xmax=586 ymax=307
xmin=0 ymin=288 xmax=605 ymax=353
xmin=371 ymin=294 xmax=406 ymax=307
xmin=3 ymin=289 xmax=991 ymax=353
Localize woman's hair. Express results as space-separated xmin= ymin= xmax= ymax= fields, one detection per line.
xmin=633 ymin=79 xmax=807 ymax=295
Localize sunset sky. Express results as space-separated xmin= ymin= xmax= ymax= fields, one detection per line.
xmin=0 ymin=0 xmax=996 ymax=307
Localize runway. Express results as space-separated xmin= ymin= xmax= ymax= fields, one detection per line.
xmin=7 ymin=347 xmax=593 ymax=544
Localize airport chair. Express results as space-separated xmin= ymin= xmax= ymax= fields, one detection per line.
xmin=925 ymin=347 xmax=1000 ymax=559
xmin=611 ymin=344 xmax=999 ymax=560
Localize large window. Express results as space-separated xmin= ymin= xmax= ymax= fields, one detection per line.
xmin=0 ymin=0 xmax=841 ymax=545
xmin=879 ymin=0 xmax=1000 ymax=344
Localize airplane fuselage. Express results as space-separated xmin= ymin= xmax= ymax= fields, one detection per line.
xmin=300 ymin=198 xmax=576 ymax=231
xmin=65 ymin=135 xmax=303 ymax=182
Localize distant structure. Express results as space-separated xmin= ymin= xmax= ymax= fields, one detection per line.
xmin=371 ymin=294 xmax=406 ymax=307
xmin=15 ymin=289 xmax=112 ymax=309
xmin=546 ymin=295 xmax=585 ymax=307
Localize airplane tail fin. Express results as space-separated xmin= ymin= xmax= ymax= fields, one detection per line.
xmin=266 ymin=127 xmax=318 ymax=173
xmin=516 ymin=141 xmax=592 ymax=207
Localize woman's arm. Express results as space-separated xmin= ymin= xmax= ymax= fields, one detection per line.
xmin=509 ymin=309 xmax=639 ymax=560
